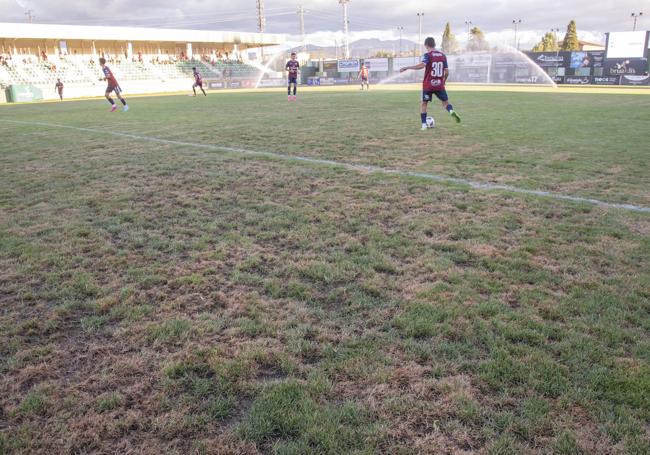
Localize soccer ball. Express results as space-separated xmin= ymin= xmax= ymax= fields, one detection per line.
xmin=426 ymin=116 xmax=435 ymax=128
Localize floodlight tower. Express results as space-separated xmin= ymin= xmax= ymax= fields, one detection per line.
xmin=339 ymin=0 xmax=351 ymax=59
xmin=417 ymin=13 xmax=424 ymax=51
xmin=298 ymin=5 xmax=307 ymax=52
xmin=397 ymin=26 xmax=404 ymax=56
xmin=465 ymin=20 xmax=473 ymax=47
xmin=512 ymin=19 xmax=522 ymax=49
xmin=256 ymin=0 xmax=266 ymax=33
xmin=631 ymin=12 xmax=643 ymax=31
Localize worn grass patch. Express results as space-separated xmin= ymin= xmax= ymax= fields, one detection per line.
xmin=0 ymin=89 xmax=648 ymax=453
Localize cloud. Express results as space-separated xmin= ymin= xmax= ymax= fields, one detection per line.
xmin=0 ymin=0 xmax=643 ymax=50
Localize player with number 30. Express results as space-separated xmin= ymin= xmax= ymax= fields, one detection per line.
xmin=400 ymin=37 xmax=461 ymax=130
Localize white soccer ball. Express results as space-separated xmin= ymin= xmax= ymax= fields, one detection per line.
xmin=426 ymin=116 xmax=435 ymax=128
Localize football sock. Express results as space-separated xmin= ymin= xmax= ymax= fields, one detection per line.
xmin=288 ymin=86 xmax=291 ymax=95
xmin=446 ymin=104 xmax=454 ymax=113
xmin=293 ymin=87 xmax=297 ymax=95
xmin=120 ymin=98 xmax=127 ymax=106
xmin=421 ymin=113 xmax=427 ymax=124
xmin=193 ymin=88 xmax=196 ymax=95
xmin=107 ymin=98 xmax=115 ymax=105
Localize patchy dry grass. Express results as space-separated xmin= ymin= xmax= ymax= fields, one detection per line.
xmin=0 ymin=90 xmax=649 ymax=454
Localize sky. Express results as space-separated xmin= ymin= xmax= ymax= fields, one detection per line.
xmin=1 ymin=0 xmax=647 ymax=49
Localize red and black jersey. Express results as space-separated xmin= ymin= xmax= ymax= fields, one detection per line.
xmin=102 ymin=65 xmax=119 ymax=87
xmin=286 ymin=60 xmax=299 ymax=77
xmin=422 ymin=50 xmax=449 ymax=91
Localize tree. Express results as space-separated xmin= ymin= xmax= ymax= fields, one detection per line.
xmin=373 ymin=50 xmax=393 ymax=58
xmin=441 ymin=22 xmax=460 ymax=54
xmin=467 ymin=26 xmax=489 ymax=51
xmin=531 ymin=32 xmax=559 ymax=52
xmin=561 ymin=20 xmax=580 ymax=51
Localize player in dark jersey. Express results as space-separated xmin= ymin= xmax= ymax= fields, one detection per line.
xmin=285 ymin=52 xmax=300 ymax=101
xmin=358 ymin=63 xmax=370 ymax=90
xmin=400 ymin=37 xmax=461 ymax=130
xmin=99 ymin=57 xmax=128 ymax=112
xmin=192 ymin=67 xmax=207 ymax=96
xmin=54 ymin=79 xmax=64 ymax=101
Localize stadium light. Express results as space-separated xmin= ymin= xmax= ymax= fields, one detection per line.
xmin=256 ymin=0 xmax=265 ymax=33
xmin=339 ymin=0 xmax=351 ymax=59
xmin=297 ymin=5 xmax=307 ymax=52
xmin=512 ymin=19 xmax=522 ymax=50
xmin=631 ymin=12 xmax=643 ymax=31
xmin=397 ymin=26 xmax=404 ymax=56
xmin=465 ymin=20 xmax=473 ymax=47
xmin=417 ymin=13 xmax=424 ymax=54
xmin=551 ymin=28 xmax=561 ymax=57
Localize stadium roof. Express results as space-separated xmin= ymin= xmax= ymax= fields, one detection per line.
xmin=0 ymin=23 xmax=284 ymax=48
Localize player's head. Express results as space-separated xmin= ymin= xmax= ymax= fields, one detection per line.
xmin=424 ymin=37 xmax=436 ymax=50
xmin=99 ymin=57 xmax=106 ymax=66
xmin=57 ymin=78 xmax=60 ymax=82
xmin=291 ymin=52 xmax=296 ymax=60
xmin=192 ymin=67 xmax=196 ymax=71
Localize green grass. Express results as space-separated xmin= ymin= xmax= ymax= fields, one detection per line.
xmin=0 ymin=88 xmax=649 ymax=453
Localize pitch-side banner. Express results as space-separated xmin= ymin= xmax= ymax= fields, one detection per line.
xmin=392 ymin=57 xmax=420 ymax=71
xmin=364 ymin=58 xmax=389 ymax=72
xmin=603 ymin=58 xmax=649 ymax=76
xmin=526 ymin=52 xmax=570 ymax=67
xmin=620 ymin=74 xmax=650 ymax=86
xmin=337 ymin=59 xmax=360 ymax=73
xmin=592 ymin=76 xmax=620 ymax=85
xmin=564 ymin=76 xmax=592 ymax=85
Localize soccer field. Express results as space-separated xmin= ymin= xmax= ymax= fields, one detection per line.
xmin=1 ymin=89 xmax=649 ymax=454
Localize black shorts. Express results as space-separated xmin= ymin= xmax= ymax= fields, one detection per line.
xmin=361 ymin=77 xmax=368 ymax=82
xmin=288 ymin=77 xmax=297 ymax=85
xmin=193 ymin=81 xmax=203 ymax=88
xmin=106 ymin=85 xmax=122 ymax=95
xmin=422 ymin=90 xmax=448 ymax=102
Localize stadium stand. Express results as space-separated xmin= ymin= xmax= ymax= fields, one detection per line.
xmin=0 ymin=23 xmax=283 ymax=100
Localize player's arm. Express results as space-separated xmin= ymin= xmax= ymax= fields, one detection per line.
xmin=443 ymin=58 xmax=449 ymax=82
xmin=400 ymin=62 xmax=425 ymax=73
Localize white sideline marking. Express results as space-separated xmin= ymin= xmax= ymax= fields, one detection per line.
xmin=2 ymin=118 xmax=649 ymax=214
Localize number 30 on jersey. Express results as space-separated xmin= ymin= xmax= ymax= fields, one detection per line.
xmin=430 ymin=61 xmax=444 ymax=77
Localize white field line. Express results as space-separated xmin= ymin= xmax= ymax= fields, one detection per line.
xmin=2 ymin=118 xmax=649 ymax=214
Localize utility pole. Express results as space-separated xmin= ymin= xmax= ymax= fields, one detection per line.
xmin=339 ymin=0 xmax=351 ymax=59
xmin=631 ymin=12 xmax=643 ymax=31
xmin=417 ymin=13 xmax=424 ymax=53
xmin=465 ymin=20 xmax=472 ymax=49
xmin=25 ymin=9 xmax=35 ymax=23
xmin=397 ymin=26 xmax=404 ymax=56
xmin=512 ymin=19 xmax=522 ymax=50
xmin=297 ymin=5 xmax=306 ymax=52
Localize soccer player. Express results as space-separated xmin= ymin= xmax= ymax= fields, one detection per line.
xmin=99 ymin=57 xmax=128 ymax=112
xmin=358 ymin=63 xmax=370 ymax=90
xmin=400 ymin=37 xmax=461 ymax=130
xmin=192 ymin=67 xmax=207 ymax=96
xmin=285 ymin=52 xmax=300 ymax=101
xmin=54 ymin=78 xmax=64 ymax=101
